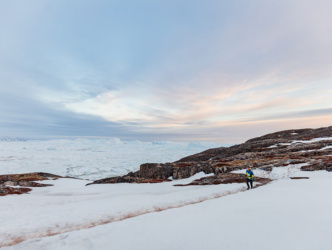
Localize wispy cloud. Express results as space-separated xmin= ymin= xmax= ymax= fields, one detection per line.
xmin=1 ymin=0 xmax=332 ymax=142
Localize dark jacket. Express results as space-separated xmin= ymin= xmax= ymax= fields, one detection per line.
xmin=246 ymin=169 xmax=254 ymax=180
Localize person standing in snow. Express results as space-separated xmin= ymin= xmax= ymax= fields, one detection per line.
xmin=246 ymin=167 xmax=254 ymax=190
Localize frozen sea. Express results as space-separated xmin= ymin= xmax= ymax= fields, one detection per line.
xmin=0 ymin=137 xmax=228 ymax=180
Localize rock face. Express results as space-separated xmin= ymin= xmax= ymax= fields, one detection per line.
xmin=0 ymin=172 xmax=61 ymax=196
xmin=140 ymin=163 xmax=173 ymax=179
xmin=88 ymin=125 xmax=332 ymax=186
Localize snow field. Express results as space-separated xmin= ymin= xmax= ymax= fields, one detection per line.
xmin=0 ymin=172 xmax=244 ymax=248
xmin=1 ymin=139 xmax=332 ymax=249
xmin=4 ymin=169 xmax=332 ymax=250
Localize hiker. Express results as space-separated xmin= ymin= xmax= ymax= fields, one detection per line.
xmin=246 ymin=167 xmax=254 ymax=189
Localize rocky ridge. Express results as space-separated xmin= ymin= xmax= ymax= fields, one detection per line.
xmin=88 ymin=126 xmax=332 ymax=186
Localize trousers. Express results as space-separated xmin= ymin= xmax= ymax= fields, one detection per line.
xmin=246 ymin=178 xmax=253 ymax=189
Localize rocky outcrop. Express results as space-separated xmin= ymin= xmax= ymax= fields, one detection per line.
xmin=89 ymin=125 xmax=332 ymax=186
xmin=0 ymin=172 xmax=62 ymax=196
xmin=139 ymin=163 xmax=173 ymax=179
xmin=174 ymin=173 xmax=271 ymax=186
xmin=301 ymin=161 xmax=332 ymax=172
xmin=0 ymin=172 xmax=61 ymax=183
xmin=86 ymin=175 xmax=170 ymax=185
xmin=0 ymin=185 xmax=32 ymax=196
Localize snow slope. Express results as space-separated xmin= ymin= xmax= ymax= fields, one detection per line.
xmin=2 ymin=165 xmax=332 ymax=250
xmin=0 ymin=172 xmax=245 ymax=248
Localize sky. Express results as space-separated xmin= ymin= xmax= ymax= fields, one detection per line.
xmin=0 ymin=0 xmax=332 ymax=143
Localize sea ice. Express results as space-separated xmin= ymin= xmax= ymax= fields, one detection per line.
xmin=0 ymin=138 xmax=226 ymax=180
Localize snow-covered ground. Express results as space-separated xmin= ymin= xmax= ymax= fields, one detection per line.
xmin=2 ymin=164 xmax=332 ymax=250
xmin=293 ymin=137 xmax=332 ymax=143
xmin=1 ymin=139 xmax=332 ymax=249
xmin=0 ymin=172 xmax=245 ymax=248
xmin=0 ymin=138 xmax=226 ymax=180
xmin=268 ymin=137 xmax=332 ymax=148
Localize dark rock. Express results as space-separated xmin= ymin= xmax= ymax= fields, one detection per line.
xmin=173 ymin=173 xmax=271 ymax=186
xmin=139 ymin=163 xmax=173 ymax=179
xmin=172 ymin=162 xmax=214 ymax=179
xmin=86 ymin=176 xmax=170 ymax=185
xmin=127 ymin=171 xmax=140 ymax=177
xmin=259 ymin=166 xmax=273 ymax=171
xmin=175 ymin=147 xmax=227 ymax=163
xmin=0 ymin=185 xmax=32 ymax=196
xmin=301 ymin=161 xmax=332 ymax=171
xmin=0 ymin=172 xmax=62 ymax=184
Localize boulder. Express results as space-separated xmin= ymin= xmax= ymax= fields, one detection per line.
xmin=139 ymin=163 xmax=173 ymax=179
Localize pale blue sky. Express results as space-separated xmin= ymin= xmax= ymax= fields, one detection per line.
xmin=1 ymin=0 xmax=332 ymax=142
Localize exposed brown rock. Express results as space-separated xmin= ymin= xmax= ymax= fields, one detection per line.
xmin=301 ymin=161 xmax=332 ymax=171
xmin=174 ymin=173 xmax=271 ymax=186
xmin=0 ymin=185 xmax=32 ymax=196
xmin=172 ymin=162 xmax=214 ymax=179
xmin=0 ymin=172 xmax=62 ymax=196
xmin=0 ymin=172 xmax=62 ymax=184
xmin=139 ymin=163 xmax=173 ymax=179
xmin=86 ymin=175 xmax=171 ymax=185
